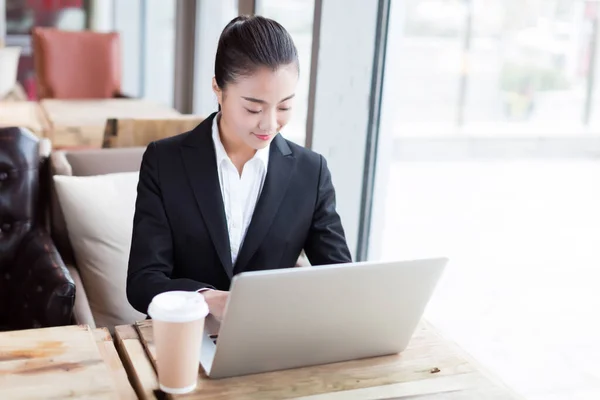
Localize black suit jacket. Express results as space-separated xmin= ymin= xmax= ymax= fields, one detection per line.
xmin=127 ymin=112 xmax=352 ymax=314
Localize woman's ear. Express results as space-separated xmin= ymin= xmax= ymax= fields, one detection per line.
xmin=212 ymin=77 xmax=222 ymax=107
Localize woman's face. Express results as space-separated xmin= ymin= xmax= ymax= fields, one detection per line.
xmin=213 ymin=64 xmax=298 ymax=151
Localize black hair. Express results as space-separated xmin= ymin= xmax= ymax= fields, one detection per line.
xmin=214 ymin=15 xmax=299 ymax=91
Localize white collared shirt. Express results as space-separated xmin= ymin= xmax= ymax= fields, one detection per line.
xmin=211 ymin=114 xmax=270 ymax=265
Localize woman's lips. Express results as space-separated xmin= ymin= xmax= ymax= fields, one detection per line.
xmin=254 ymin=134 xmax=271 ymax=141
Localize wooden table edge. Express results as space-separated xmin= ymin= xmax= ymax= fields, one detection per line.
xmin=93 ymin=327 xmax=139 ymax=400
xmin=35 ymin=101 xmax=52 ymax=138
xmin=0 ymin=101 xmax=51 ymax=138
xmin=30 ymin=101 xmax=52 ymax=138
xmin=115 ymin=324 xmax=160 ymax=400
xmin=423 ymin=320 xmax=525 ymax=400
xmin=114 ymin=320 xmax=524 ymax=400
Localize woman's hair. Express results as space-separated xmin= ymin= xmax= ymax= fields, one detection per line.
xmin=214 ymin=15 xmax=299 ymax=90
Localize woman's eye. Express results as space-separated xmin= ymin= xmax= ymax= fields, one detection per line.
xmin=279 ymin=107 xmax=291 ymax=112
xmin=246 ymin=109 xmax=261 ymax=114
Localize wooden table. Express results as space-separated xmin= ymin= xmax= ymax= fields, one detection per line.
xmin=115 ymin=320 xmax=523 ymax=400
xmin=0 ymin=324 xmax=136 ymax=399
xmin=103 ymin=115 xmax=204 ymax=148
xmin=40 ymin=99 xmax=181 ymax=149
xmin=0 ymin=101 xmax=49 ymax=137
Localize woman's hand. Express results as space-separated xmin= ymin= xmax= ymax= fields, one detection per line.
xmin=200 ymin=290 xmax=229 ymax=320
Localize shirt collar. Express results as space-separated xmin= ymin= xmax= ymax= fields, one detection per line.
xmin=211 ymin=113 xmax=270 ymax=169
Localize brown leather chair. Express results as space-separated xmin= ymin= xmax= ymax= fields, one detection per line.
xmin=0 ymin=127 xmax=75 ymax=331
xmin=32 ymin=28 xmax=124 ymax=100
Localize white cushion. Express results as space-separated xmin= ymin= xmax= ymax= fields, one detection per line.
xmin=0 ymin=47 xmax=21 ymax=99
xmin=53 ymin=172 xmax=146 ymax=328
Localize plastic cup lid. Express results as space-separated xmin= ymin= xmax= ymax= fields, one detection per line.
xmin=147 ymin=291 xmax=209 ymax=323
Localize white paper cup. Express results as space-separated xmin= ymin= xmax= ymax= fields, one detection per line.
xmin=148 ymin=291 xmax=209 ymax=394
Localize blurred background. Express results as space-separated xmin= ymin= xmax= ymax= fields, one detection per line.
xmin=1 ymin=1 xmax=599 ymax=399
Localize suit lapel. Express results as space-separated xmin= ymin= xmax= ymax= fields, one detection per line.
xmin=234 ymin=135 xmax=295 ymax=274
xmin=181 ymin=113 xmax=233 ymax=277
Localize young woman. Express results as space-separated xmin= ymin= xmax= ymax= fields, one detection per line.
xmin=127 ymin=15 xmax=352 ymax=320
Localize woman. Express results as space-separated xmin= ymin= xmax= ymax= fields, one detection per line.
xmin=127 ymin=15 xmax=352 ymax=320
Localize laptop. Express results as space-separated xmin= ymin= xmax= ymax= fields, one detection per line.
xmin=200 ymin=257 xmax=448 ymax=379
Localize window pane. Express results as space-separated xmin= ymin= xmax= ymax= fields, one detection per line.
xmin=144 ymin=0 xmax=176 ymax=106
xmin=586 ymin=1 xmax=600 ymax=128
xmin=193 ymin=0 xmax=238 ymax=116
xmin=464 ymin=0 xmax=593 ymax=134
xmin=370 ymin=0 xmax=600 ymax=398
xmin=256 ymin=0 xmax=315 ymax=146
xmin=383 ymin=0 xmax=463 ymax=136
xmin=384 ymin=0 xmax=599 ymax=136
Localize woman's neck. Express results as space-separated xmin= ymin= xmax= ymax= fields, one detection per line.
xmin=218 ymin=114 xmax=256 ymax=168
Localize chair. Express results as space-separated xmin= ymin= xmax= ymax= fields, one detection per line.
xmin=102 ymin=116 xmax=205 ymax=148
xmin=32 ymin=28 xmax=125 ymax=100
xmin=0 ymin=127 xmax=75 ymax=331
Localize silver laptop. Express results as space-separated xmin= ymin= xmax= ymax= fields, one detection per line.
xmin=200 ymin=257 xmax=448 ymax=379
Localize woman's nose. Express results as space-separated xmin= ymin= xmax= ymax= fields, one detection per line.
xmin=259 ymin=111 xmax=278 ymax=133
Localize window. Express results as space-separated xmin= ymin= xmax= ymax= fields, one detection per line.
xmin=382 ymin=0 xmax=599 ymax=138
xmin=256 ymin=0 xmax=315 ymax=146
xmin=143 ymin=0 xmax=176 ymax=106
xmin=462 ymin=0 xmax=595 ymax=134
xmin=369 ymin=0 xmax=600 ymax=398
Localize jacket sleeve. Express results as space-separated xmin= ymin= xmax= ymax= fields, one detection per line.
xmin=127 ymin=142 xmax=214 ymax=314
xmin=303 ymin=155 xmax=353 ymax=265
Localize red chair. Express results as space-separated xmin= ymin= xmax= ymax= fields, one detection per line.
xmin=32 ymin=27 xmax=126 ymax=99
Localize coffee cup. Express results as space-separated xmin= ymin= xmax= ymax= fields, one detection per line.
xmin=148 ymin=291 xmax=209 ymax=394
